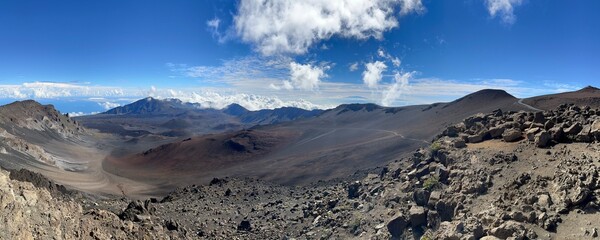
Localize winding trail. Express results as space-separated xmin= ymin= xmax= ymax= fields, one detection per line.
xmin=516 ymin=98 xmax=543 ymax=112
xmin=294 ymin=127 xmax=430 ymax=147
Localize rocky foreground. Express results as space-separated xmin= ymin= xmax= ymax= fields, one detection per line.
xmin=2 ymin=104 xmax=600 ymax=239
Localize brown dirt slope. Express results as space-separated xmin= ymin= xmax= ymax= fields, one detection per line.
xmin=103 ymin=129 xmax=298 ymax=189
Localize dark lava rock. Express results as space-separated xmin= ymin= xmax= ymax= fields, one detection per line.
xmin=409 ymin=206 xmax=427 ymax=228
xmin=209 ymin=178 xmax=228 ymax=186
xmin=119 ymin=200 xmax=155 ymax=222
xmin=347 ymin=181 xmax=361 ymax=199
xmin=535 ymin=131 xmax=552 ymax=148
xmin=502 ymin=129 xmax=522 ymax=142
xmin=387 ymin=214 xmax=408 ymax=238
xmin=165 ymin=219 xmax=179 ymax=231
xmin=237 ymin=220 xmax=252 ymax=231
xmin=413 ymin=189 xmax=430 ymax=207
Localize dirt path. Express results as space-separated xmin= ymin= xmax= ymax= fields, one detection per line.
xmin=515 ymin=98 xmax=543 ymax=111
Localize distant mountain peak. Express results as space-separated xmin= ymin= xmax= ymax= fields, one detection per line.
xmin=223 ymin=103 xmax=249 ymax=116
xmin=334 ymin=103 xmax=383 ymax=115
xmin=102 ymin=97 xmax=189 ymax=115
xmin=471 ymin=89 xmax=513 ymax=96
xmin=578 ymin=85 xmax=600 ymax=92
xmin=454 ymin=89 xmax=515 ymax=102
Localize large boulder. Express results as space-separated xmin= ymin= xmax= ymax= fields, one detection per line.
xmin=535 ymin=131 xmax=551 ymax=148
xmin=549 ymin=126 xmax=565 ymax=142
xmin=413 ymin=189 xmax=430 ymax=207
xmin=467 ymin=132 xmax=485 ymax=143
xmin=434 ymin=221 xmax=465 ymax=239
xmin=544 ymin=120 xmax=555 ymax=130
xmin=387 ymin=214 xmax=408 ymax=238
xmin=347 ymin=181 xmax=361 ymax=199
xmin=490 ymin=221 xmax=536 ymax=239
xmin=444 ymin=126 xmax=460 ymax=137
xmin=525 ymin=127 xmax=540 ymax=141
xmin=452 ymin=139 xmax=466 ymax=148
xmin=576 ymin=125 xmax=593 ymax=142
xmin=569 ymin=186 xmax=591 ymax=206
xmin=409 ymin=206 xmax=427 ymax=227
xmin=502 ymin=129 xmax=522 ymax=142
xmin=487 ymin=126 xmax=505 ymax=139
xmin=533 ymin=111 xmax=546 ymax=124
xmin=592 ymin=119 xmax=600 ymax=140
xmin=564 ymin=122 xmax=583 ymax=135
xmin=119 ymin=200 xmax=155 ymax=222
xmin=428 ymin=191 xmax=442 ymax=208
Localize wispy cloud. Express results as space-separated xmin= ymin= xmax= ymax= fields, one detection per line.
xmin=377 ymin=48 xmax=401 ymax=67
xmin=381 ymin=71 xmax=412 ymax=106
xmin=234 ymin=0 xmax=425 ymax=55
xmin=349 ymin=62 xmax=359 ymax=72
xmin=167 ymin=56 xmax=290 ymax=85
xmin=485 ymin=0 xmax=524 ymax=25
xmin=206 ymin=17 xmax=234 ymax=43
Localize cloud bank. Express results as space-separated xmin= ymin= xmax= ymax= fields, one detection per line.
xmin=234 ymin=0 xmax=424 ymax=55
xmin=0 ymin=82 xmax=124 ymax=99
xmin=153 ymin=90 xmax=325 ymax=110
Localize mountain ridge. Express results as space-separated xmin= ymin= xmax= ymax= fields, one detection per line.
xmin=522 ymin=85 xmax=600 ymax=110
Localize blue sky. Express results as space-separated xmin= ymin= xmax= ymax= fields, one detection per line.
xmin=0 ymin=0 xmax=598 ymax=113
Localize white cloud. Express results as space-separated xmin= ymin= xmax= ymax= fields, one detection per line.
xmin=485 ymin=0 xmax=523 ymax=24
xmin=362 ymin=61 xmax=387 ymax=89
xmin=284 ymin=62 xmax=327 ymax=91
xmin=98 ymin=101 xmax=121 ymax=110
xmin=381 ymin=71 xmax=412 ymax=106
xmin=399 ymin=0 xmax=425 ymax=15
xmin=234 ymin=0 xmax=425 ymax=55
xmin=68 ymin=112 xmax=99 ymax=117
xmin=349 ymin=62 xmax=359 ymax=72
xmin=376 ymin=48 xmax=401 ymax=67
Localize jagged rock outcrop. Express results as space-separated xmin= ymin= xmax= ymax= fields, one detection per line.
xmin=440 ymin=103 xmax=600 ymax=148
xmin=0 ymin=168 xmax=189 ymax=239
